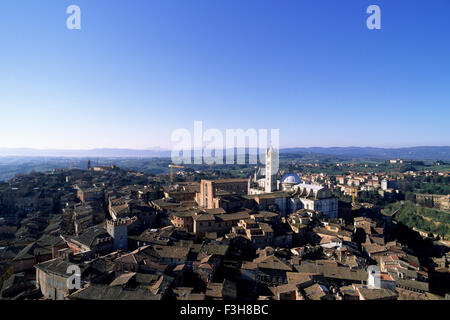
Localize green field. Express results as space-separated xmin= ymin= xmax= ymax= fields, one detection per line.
xmin=384 ymin=201 xmax=450 ymax=240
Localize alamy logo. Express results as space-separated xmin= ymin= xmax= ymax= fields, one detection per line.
xmin=171 ymin=121 xmax=279 ymax=171
xmin=63 ymin=6 xmax=379 ymax=31
xmin=366 ymin=5 xmax=381 ymax=30
xmin=66 ymin=265 xmax=81 ymax=289
xmin=66 ymin=5 xmax=81 ymax=30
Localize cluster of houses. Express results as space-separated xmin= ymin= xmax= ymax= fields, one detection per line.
xmin=0 ymin=165 xmax=448 ymax=300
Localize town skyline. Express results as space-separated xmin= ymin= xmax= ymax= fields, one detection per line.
xmin=1 ymin=0 xmax=450 ymax=310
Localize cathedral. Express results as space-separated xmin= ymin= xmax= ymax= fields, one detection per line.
xmin=248 ymin=146 xmax=278 ymax=195
xmin=247 ymin=146 xmax=338 ymax=219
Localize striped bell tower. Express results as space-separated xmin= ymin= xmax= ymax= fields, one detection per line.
xmin=265 ymin=146 xmax=278 ymax=193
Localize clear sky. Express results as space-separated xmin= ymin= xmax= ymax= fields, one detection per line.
xmin=0 ymin=0 xmax=449 ymax=150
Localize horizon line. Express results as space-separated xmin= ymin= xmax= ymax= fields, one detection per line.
xmin=0 ymin=145 xmax=449 ymax=152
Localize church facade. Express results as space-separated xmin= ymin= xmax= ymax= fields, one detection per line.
xmin=247 ymin=147 xmax=338 ymax=219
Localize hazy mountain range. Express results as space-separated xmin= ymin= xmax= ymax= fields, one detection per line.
xmin=281 ymin=146 xmax=450 ymax=160
xmin=0 ymin=146 xmax=449 ymax=160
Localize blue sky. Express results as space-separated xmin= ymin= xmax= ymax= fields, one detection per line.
xmin=0 ymin=0 xmax=449 ymax=149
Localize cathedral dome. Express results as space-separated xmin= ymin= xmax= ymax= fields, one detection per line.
xmin=281 ymin=173 xmax=302 ymax=184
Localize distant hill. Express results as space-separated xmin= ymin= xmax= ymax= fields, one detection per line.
xmin=0 ymin=146 xmax=449 ymax=160
xmin=0 ymin=148 xmax=172 ymax=158
xmin=280 ymin=146 xmax=450 ymax=160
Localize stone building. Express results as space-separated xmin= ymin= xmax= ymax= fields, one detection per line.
xmin=35 ymin=258 xmax=83 ymax=300
xmin=196 ymin=178 xmax=249 ymax=209
xmin=193 ymin=211 xmax=250 ymax=237
xmin=106 ymin=219 xmax=128 ymax=250
xmin=288 ymin=184 xmax=338 ymax=219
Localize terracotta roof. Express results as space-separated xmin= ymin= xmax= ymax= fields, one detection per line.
xmin=254 ymin=255 xmax=293 ymax=271
xmin=109 ymin=272 xmax=136 ymax=287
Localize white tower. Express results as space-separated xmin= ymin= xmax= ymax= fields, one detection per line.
xmin=265 ymin=146 xmax=278 ymax=193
